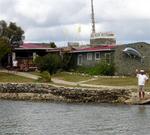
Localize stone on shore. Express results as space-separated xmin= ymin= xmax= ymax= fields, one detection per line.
xmin=0 ymin=83 xmax=134 ymax=104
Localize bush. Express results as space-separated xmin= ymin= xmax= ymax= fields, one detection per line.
xmin=77 ymin=62 xmax=115 ymax=76
xmin=62 ymin=53 xmax=76 ymax=71
xmin=38 ymin=71 xmax=51 ymax=82
xmin=34 ymin=54 xmax=62 ymax=75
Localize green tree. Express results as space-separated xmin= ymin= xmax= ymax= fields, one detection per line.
xmin=35 ymin=54 xmax=62 ymax=74
xmin=62 ymin=53 xmax=76 ymax=71
xmin=0 ymin=38 xmax=11 ymax=60
xmin=0 ymin=20 xmax=24 ymax=48
xmin=0 ymin=20 xmax=24 ymax=61
xmin=0 ymin=20 xmax=6 ymax=36
xmin=49 ymin=42 xmax=57 ymax=48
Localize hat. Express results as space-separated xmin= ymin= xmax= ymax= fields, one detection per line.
xmin=140 ymin=70 xmax=144 ymax=72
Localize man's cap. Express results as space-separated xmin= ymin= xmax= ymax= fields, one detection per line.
xmin=140 ymin=70 xmax=144 ymax=72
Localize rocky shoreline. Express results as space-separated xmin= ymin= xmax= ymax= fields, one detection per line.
xmin=0 ymin=83 xmax=134 ymax=104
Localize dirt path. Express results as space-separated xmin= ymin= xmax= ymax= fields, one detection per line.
xmin=51 ymin=77 xmax=137 ymax=89
xmin=0 ymin=70 xmax=39 ymax=80
xmin=0 ymin=69 xmax=137 ymax=89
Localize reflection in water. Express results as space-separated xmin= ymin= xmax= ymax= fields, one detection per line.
xmin=138 ymin=105 xmax=146 ymax=113
xmin=0 ymin=100 xmax=150 ymax=135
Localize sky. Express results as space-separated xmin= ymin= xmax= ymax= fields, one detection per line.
xmin=1 ymin=0 xmax=150 ymax=46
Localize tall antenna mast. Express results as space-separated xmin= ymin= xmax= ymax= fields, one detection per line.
xmin=91 ymin=0 xmax=96 ymax=34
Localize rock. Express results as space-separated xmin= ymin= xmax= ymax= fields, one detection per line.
xmin=0 ymin=83 xmax=132 ymax=103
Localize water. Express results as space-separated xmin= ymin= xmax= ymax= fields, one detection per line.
xmin=0 ymin=100 xmax=150 ymax=135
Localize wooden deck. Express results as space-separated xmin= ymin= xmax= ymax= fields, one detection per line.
xmin=136 ymin=98 xmax=150 ymax=105
xmin=125 ymin=94 xmax=150 ymax=105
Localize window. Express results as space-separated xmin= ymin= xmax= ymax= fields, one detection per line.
xmin=95 ymin=52 xmax=100 ymax=60
xmin=87 ymin=53 xmax=92 ymax=61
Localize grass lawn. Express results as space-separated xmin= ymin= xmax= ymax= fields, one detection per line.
xmin=0 ymin=72 xmax=35 ymax=83
xmin=87 ymin=76 xmax=150 ymax=89
xmin=29 ymin=71 xmax=150 ymax=90
xmin=87 ymin=77 xmax=137 ymax=86
xmin=52 ymin=72 xmax=92 ymax=82
xmin=29 ymin=71 xmax=41 ymax=76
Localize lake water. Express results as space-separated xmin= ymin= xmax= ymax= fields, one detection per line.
xmin=0 ymin=100 xmax=150 ymax=135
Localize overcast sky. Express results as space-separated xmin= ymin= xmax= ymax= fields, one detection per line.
xmin=1 ymin=0 xmax=150 ymax=46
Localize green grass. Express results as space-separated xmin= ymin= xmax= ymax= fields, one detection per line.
xmin=29 ymin=71 xmax=150 ymax=90
xmin=29 ymin=71 xmax=41 ymax=76
xmin=87 ymin=77 xmax=137 ymax=86
xmin=0 ymin=72 xmax=35 ymax=83
xmin=87 ymin=76 xmax=150 ymax=88
xmin=53 ymin=72 xmax=92 ymax=82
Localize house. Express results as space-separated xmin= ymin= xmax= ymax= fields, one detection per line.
xmin=9 ymin=43 xmax=60 ymax=71
xmin=70 ymin=42 xmax=150 ymax=75
xmin=5 ymin=41 xmax=150 ymax=75
xmin=71 ymin=45 xmax=115 ymax=66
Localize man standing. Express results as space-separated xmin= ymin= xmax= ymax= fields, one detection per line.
xmin=12 ymin=59 xmax=18 ymax=71
xmin=136 ymin=69 xmax=149 ymax=99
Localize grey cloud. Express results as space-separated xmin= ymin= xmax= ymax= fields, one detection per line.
xmin=0 ymin=0 xmax=15 ymax=12
xmin=102 ymin=19 xmax=150 ymax=43
xmin=1 ymin=0 xmax=150 ymax=46
xmin=25 ymin=25 xmax=89 ymax=43
xmin=15 ymin=0 xmax=89 ymax=28
xmin=0 ymin=0 xmax=17 ymax=21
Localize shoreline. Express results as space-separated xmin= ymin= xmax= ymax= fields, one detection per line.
xmin=0 ymin=83 xmax=135 ymax=104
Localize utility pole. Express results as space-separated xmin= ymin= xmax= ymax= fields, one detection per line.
xmin=0 ymin=24 xmax=3 ymax=36
xmin=91 ymin=0 xmax=96 ymax=34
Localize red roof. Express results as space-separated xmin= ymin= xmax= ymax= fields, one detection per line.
xmin=19 ymin=43 xmax=51 ymax=49
xmin=15 ymin=43 xmax=59 ymax=52
xmin=72 ymin=45 xmax=115 ymax=53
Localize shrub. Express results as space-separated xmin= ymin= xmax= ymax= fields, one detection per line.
xmin=77 ymin=62 xmax=115 ymax=76
xmin=38 ymin=71 xmax=51 ymax=82
xmin=62 ymin=53 xmax=76 ymax=71
xmin=34 ymin=54 xmax=62 ymax=75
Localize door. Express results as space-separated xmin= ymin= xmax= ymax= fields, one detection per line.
xmin=78 ymin=54 xmax=83 ymax=65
